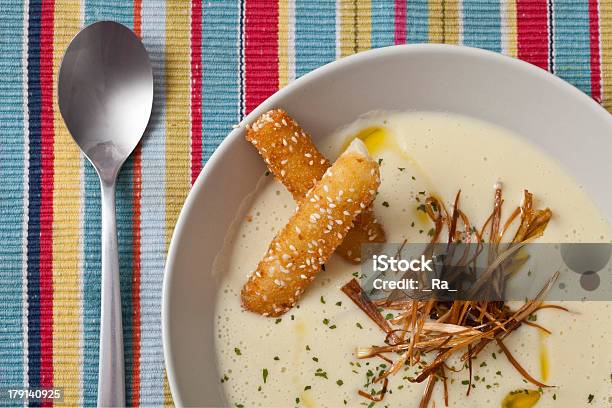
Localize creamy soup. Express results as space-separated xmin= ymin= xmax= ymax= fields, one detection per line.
xmin=214 ymin=112 xmax=612 ymax=407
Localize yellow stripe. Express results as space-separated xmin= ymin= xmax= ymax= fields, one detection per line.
xmin=443 ymin=0 xmax=459 ymax=45
xmin=505 ymin=0 xmax=518 ymax=58
xmin=428 ymin=0 xmax=444 ymax=43
xmin=355 ymin=0 xmax=371 ymax=52
xmin=164 ymin=1 xmax=191 ymax=405
xmin=602 ymin=0 xmax=612 ymax=111
xmin=165 ymin=1 xmax=191 ymax=252
xmin=428 ymin=0 xmax=459 ymax=44
xmin=52 ymin=1 xmax=82 ymax=406
xmin=340 ymin=0 xmax=356 ymax=57
xmin=278 ymin=0 xmax=290 ymax=88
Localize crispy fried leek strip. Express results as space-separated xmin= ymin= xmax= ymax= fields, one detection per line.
xmin=345 ymin=187 xmax=562 ymax=407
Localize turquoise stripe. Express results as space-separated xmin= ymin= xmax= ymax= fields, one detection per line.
xmin=371 ymin=0 xmax=395 ymax=48
xmin=295 ymin=0 xmax=336 ymax=77
xmin=553 ymin=0 xmax=591 ymax=95
xmin=83 ymin=1 xmax=134 ymax=406
xmin=202 ymin=0 xmax=241 ymax=163
xmin=0 ymin=0 xmax=25 ymax=398
xmin=140 ymin=2 xmax=166 ymax=406
xmin=462 ymin=0 xmax=502 ymax=52
xmin=407 ymin=0 xmax=428 ymax=43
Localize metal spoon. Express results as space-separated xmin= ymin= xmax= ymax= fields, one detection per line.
xmin=58 ymin=21 xmax=153 ymax=407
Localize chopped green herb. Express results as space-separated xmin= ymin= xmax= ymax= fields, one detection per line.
xmin=264 ymin=171 xmax=270 ymax=177
xmin=274 ymin=356 xmax=280 ymax=361
xmin=479 ymin=362 xmax=487 ymax=367
xmin=235 ymin=404 xmax=244 ymax=408
xmin=306 ymin=345 xmax=310 ymax=351
xmin=320 ymin=296 xmax=326 ymax=304
xmin=496 ymin=370 xmax=502 ymax=376
xmin=356 ymin=322 xmax=363 ymax=329
xmin=304 ymin=385 xmax=311 ymax=391
xmin=587 ymin=394 xmax=594 ymax=403
xmin=411 ymin=176 xmax=416 ymax=180
xmin=323 ymin=318 xmax=330 ymax=325
xmin=398 ymin=167 xmax=405 ymax=172
xmin=336 ymin=379 xmax=344 ymax=386
xmin=315 ymin=369 xmax=328 ymax=379
xmin=378 ymin=158 xmax=383 ymax=165
xmin=335 ymin=301 xmax=342 ymax=306
xmin=385 ymin=313 xmax=394 ymax=320
xmin=492 ymin=352 xmax=497 ymax=359
xmin=329 ymin=325 xmax=337 ymax=329
xmin=234 ymin=348 xmax=241 ymax=356
xmin=461 ymin=380 xmax=469 ymax=385
xmin=295 ymin=397 xmax=300 ymax=404
xmin=262 ymin=368 xmax=269 ymax=383
xmin=527 ymin=314 xmax=537 ymax=321
xmin=427 ymin=228 xmax=435 ymax=237
xmin=382 ymin=201 xmax=390 ymax=208
xmin=275 ymin=318 xmax=282 ymax=324
xmin=312 ymin=357 xmax=319 ymax=362
xmin=552 ymin=393 xmax=556 ymax=400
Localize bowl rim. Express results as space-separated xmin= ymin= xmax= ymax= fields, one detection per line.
xmin=161 ymin=43 xmax=611 ymax=406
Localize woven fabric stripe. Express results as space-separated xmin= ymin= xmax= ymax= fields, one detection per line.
xmin=407 ymin=0 xmax=428 ymax=43
xmin=463 ymin=0 xmax=500 ymax=50
xmin=553 ymin=1 xmax=592 ymax=95
xmin=370 ymin=0 xmax=394 ymax=48
xmin=139 ymin=1 xmax=167 ymax=405
xmin=295 ymin=0 xmax=336 ymax=77
xmin=51 ymin=0 xmax=83 ymax=405
xmin=0 ymin=0 xmax=26 ymax=400
xmin=202 ymin=1 xmax=242 ymax=163
xmin=603 ymin=0 xmax=612 ymax=110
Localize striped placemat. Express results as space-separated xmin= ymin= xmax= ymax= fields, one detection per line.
xmin=0 ymin=1 xmax=610 ymax=406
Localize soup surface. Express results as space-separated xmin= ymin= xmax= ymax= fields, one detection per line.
xmin=214 ymin=112 xmax=612 ymax=407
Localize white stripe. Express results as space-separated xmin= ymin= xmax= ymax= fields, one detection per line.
xmin=499 ymin=0 xmax=509 ymax=55
xmin=287 ymin=0 xmax=296 ymax=83
xmin=21 ymin=1 xmax=30 ymax=403
xmin=140 ymin=2 xmax=167 ymax=404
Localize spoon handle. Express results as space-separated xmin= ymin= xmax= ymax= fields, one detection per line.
xmin=98 ymin=179 xmax=126 ymax=407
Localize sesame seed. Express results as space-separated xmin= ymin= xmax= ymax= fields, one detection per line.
xmin=291 ymin=136 xmax=298 ymax=143
xmin=300 ymin=274 xmax=307 ymax=279
xmin=251 ymin=140 xmax=258 ymax=145
xmin=289 ymin=244 xmax=297 ymax=251
xmin=305 ymin=153 xmax=312 ymax=158
xmin=280 ymin=170 xmax=286 ymax=177
xmin=282 ymin=139 xmax=288 ymax=146
xmin=295 ymin=226 xmax=301 ymax=234
xmin=320 ymin=159 xmax=325 ymax=164
xmin=281 ymin=159 xmax=288 ymax=165
xmin=336 ymin=220 xmax=343 ymax=225
xmin=309 ymin=160 xmax=313 ymax=166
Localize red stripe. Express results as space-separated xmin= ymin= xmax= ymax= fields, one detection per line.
xmin=516 ymin=0 xmax=550 ymax=70
xmin=245 ymin=0 xmax=279 ymax=114
xmin=395 ymin=0 xmax=407 ymax=45
xmin=588 ymin=0 xmax=602 ymax=102
xmin=39 ymin=0 xmax=55 ymax=399
xmin=191 ymin=0 xmax=203 ymax=183
xmin=132 ymin=1 xmax=142 ymax=404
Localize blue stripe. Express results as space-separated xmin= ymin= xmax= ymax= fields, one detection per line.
xmin=139 ymin=1 xmax=167 ymax=405
xmin=202 ymin=0 xmax=241 ymax=163
xmin=371 ymin=0 xmax=396 ymax=48
xmin=407 ymin=0 xmax=428 ymax=43
xmin=462 ymin=0 xmax=501 ymax=52
xmin=26 ymin=2 xmax=43 ymax=403
xmin=553 ymin=0 xmax=591 ymax=95
xmin=83 ymin=2 xmax=134 ymax=405
xmin=0 ymin=0 xmax=26 ymax=400
xmin=295 ymin=0 xmax=336 ymax=77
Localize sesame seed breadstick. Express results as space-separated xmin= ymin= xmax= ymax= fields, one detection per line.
xmin=241 ymin=139 xmax=380 ymax=317
xmin=246 ymin=109 xmax=386 ymax=263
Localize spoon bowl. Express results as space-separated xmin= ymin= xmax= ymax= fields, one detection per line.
xmin=59 ymin=20 xmax=153 ymax=181
xmin=58 ymin=20 xmax=153 ymax=407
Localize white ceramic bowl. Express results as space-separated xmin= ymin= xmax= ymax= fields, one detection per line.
xmin=162 ymin=44 xmax=612 ymax=407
